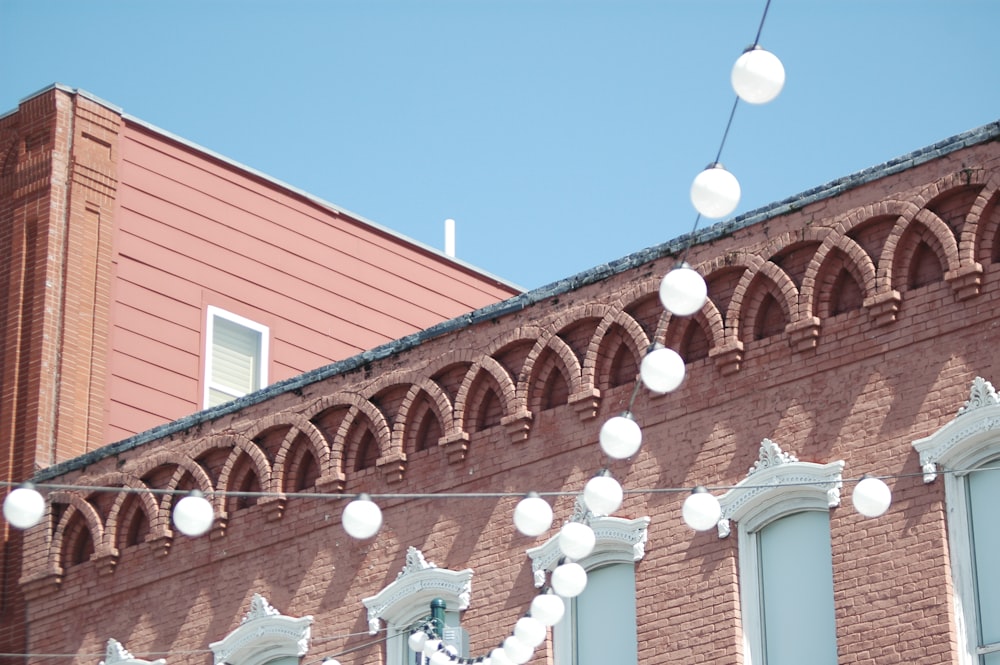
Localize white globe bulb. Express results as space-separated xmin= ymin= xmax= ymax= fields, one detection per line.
xmin=583 ymin=474 xmax=623 ymax=517
xmin=408 ymin=630 xmax=429 ymax=653
xmin=342 ymin=494 xmax=383 ymax=539
xmin=599 ymin=414 xmax=642 ymax=459
xmin=682 ymin=488 xmax=722 ymax=531
xmin=551 ymin=562 xmax=588 ymax=598
xmin=3 ymin=485 xmax=45 ymax=530
xmin=691 ymin=164 xmax=741 ymax=218
xmin=559 ymin=521 xmax=596 ymax=560
xmin=172 ymin=491 xmax=214 ymax=537
xmin=430 ymin=650 xmax=451 ymax=665
xmin=731 ymin=46 xmax=785 ymax=104
xmin=503 ymin=636 xmax=533 ymax=665
xmin=853 ymin=476 xmax=892 ymax=518
xmin=422 ymin=639 xmax=442 ymax=657
xmin=514 ymin=616 xmax=547 ymax=648
xmin=530 ymin=593 xmax=566 ymax=626
xmin=659 ymin=265 xmax=708 ymax=317
xmin=490 ymin=647 xmax=515 ymax=665
xmin=513 ymin=493 xmax=553 ymax=537
xmin=640 ymin=347 xmax=686 ymax=394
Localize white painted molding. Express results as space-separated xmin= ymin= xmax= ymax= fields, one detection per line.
xmin=362 ymin=546 xmax=473 ymax=635
xmin=209 ymin=594 xmax=313 ymax=665
xmin=913 ymin=377 xmax=1000 ymax=482
xmin=99 ymin=639 xmax=166 ymax=665
xmin=526 ymin=515 xmax=651 ymax=587
xmin=717 ymin=439 xmax=844 ymax=537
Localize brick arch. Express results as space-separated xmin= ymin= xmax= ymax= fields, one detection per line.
xmin=88 ymin=472 xmax=165 ymax=552
xmin=329 ymin=395 xmax=396 ymax=479
xmin=801 ymin=233 xmax=877 ymax=320
xmin=124 ymin=452 xmax=215 ymax=536
xmin=659 ymin=299 xmax=724 ymax=364
xmin=834 ymin=199 xmax=921 ymax=237
xmin=520 ymin=332 xmax=586 ymax=409
xmin=911 ymin=167 xmax=991 ymax=213
xmin=265 ymin=413 xmax=337 ymax=495
xmin=454 ymin=356 xmax=520 ymax=433
xmin=728 ymin=258 xmax=799 ymax=344
xmin=880 ymin=207 xmax=960 ymax=293
xmin=958 ymin=171 xmax=1000 ymax=265
xmin=584 ymin=310 xmax=651 ymax=391
xmin=47 ymin=491 xmax=105 ymax=570
xmin=393 ymin=377 xmax=455 ymax=455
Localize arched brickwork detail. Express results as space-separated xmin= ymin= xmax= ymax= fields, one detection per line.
xmin=48 ymin=491 xmax=105 ymax=570
xmin=520 ymin=334 xmax=585 ymax=411
xmin=393 ymin=377 xmax=454 ymax=454
xmin=585 ymin=310 xmax=650 ymax=392
xmin=455 ymin=356 xmax=519 ymax=434
xmin=729 ymin=259 xmax=798 ymax=344
xmin=327 ymin=394 xmax=396 ymax=479
xmin=801 ymin=233 xmax=877 ymax=320
xmin=881 ymin=207 xmax=960 ymax=293
xmin=834 ymin=199 xmax=920 ymax=238
xmin=911 ymin=168 xmax=991 ymax=213
xmin=124 ymin=453 xmax=215 ymax=537
xmin=88 ymin=472 xmax=164 ymax=553
xmin=958 ymin=172 xmax=1000 ymax=265
xmin=267 ymin=413 xmax=335 ymax=495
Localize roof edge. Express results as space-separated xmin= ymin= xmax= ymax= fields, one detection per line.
xmin=32 ymin=118 xmax=1000 ymax=481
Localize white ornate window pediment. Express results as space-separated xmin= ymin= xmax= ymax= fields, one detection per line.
xmin=526 ymin=505 xmax=650 ymax=587
xmin=362 ymin=546 xmax=473 ymax=635
xmin=912 ymin=376 xmax=1000 ymax=482
xmin=209 ymin=594 xmax=313 ymax=665
xmin=99 ymin=639 xmax=166 ymax=665
xmin=717 ymin=438 xmax=844 ymax=537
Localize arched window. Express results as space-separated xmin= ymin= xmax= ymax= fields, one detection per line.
xmin=717 ymin=439 xmax=843 ymax=665
xmin=362 ymin=547 xmax=473 ymax=664
xmin=526 ymin=506 xmax=650 ymax=665
xmin=209 ymin=594 xmax=313 ymax=665
xmin=914 ymin=377 xmax=1000 ymax=665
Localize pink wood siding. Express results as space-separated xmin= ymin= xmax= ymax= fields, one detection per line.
xmin=106 ymin=122 xmax=519 ymax=440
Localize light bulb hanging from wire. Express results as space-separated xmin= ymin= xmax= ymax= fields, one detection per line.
xmin=2 ymin=484 xmax=45 ymax=530
xmin=513 ymin=492 xmax=553 ymax=537
xmin=172 ymin=490 xmax=214 ymax=537
xmin=731 ymin=45 xmax=785 ymax=104
xmin=342 ymin=493 xmax=383 ymax=539
xmin=599 ymin=412 xmax=642 ymax=459
xmin=681 ymin=486 xmax=722 ymax=531
xmin=660 ymin=263 xmax=708 ymax=317
xmin=852 ymin=475 xmax=892 ymax=518
xmin=690 ymin=163 xmax=741 ymax=219
xmin=640 ymin=345 xmax=686 ymax=394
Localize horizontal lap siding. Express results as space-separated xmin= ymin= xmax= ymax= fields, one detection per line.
xmin=106 ymin=124 xmax=517 ymax=441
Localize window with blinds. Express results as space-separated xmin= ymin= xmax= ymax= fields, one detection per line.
xmin=204 ymin=307 xmax=268 ymax=408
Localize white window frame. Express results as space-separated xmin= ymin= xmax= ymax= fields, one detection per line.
xmin=913 ymin=376 xmax=1000 ymax=664
xmin=209 ymin=594 xmax=313 ymax=665
xmin=526 ymin=507 xmax=650 ymax=665
xmin=204 ymin=306 xmax=269 ymax=408
xmin=362 ymin=547 xmax=473 ymax=665
xmin=717 ymin=439 xmax=843 ymax=665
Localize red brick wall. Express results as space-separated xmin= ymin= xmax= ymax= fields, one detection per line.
xmin=14 ymin=133 xmax=1000 ymax=664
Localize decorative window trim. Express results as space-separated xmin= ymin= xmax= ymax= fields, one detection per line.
xmin=912 ymin=376 xmax=1000 ymax=482
xmin=716 ymin=439 xmax=843 ymax=665
xmin=912 ymin=376 xmax=1000 ymax=665
xmin=362 ymin=547 xmax=473 ymax=636
xmin=717 ymin=438 xmax=844 ymax=538
xmin=100 ymin=639 xmax=166 ymax=665
xmin=209 ymin=594 xmax=312 ymax=665
xmin=525 ymin=507 xmax=650 ymax=587
xmin=204 ymin=306 xmax=270 ymax=408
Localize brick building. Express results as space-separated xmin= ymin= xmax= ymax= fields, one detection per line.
xmin=4 ymin=106 xmax=1000 ymax=664
xmin=0 ymin=85 xmax=520 ymax=659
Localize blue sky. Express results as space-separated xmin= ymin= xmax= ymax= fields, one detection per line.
xmin=2 ymin=0 xmax=998 ymax=291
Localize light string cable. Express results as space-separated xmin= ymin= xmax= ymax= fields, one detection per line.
xmin=4 ymin=464 xmax=998 ymax=502
xmin=679 ymin=0 xmax=774 ymax=265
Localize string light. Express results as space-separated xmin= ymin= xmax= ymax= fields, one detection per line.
xmin=512 ymin=492 xmax=554 ymax=537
